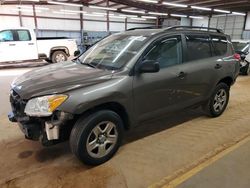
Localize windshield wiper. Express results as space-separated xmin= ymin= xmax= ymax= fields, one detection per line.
xmin=74 ymin=58 xmax=97 ymax=68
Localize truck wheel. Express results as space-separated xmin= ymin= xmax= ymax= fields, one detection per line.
xmin=51 ymin=51 xmax=67 ymax=63
xmin=203 ymin=83 xmax=230 ymax=117
xmin=70 ymin=110 xmax=123 ymax=165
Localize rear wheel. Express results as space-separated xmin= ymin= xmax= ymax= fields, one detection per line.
xmin=203 ymin=83 xmax=230 ymax=117
xmin=51 ymin=51 xmax=67 ymax=63
xmin=70 ymin=110 xmax=123 ymax=165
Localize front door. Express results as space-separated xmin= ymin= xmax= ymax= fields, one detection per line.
xmin=133 ymin=35 xmax=186 ymax=121
xmin=0 ymin=30 xmax=17 ymax=62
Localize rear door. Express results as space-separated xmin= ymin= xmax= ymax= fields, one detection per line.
xmin=14 ymin=29 xmax=38 ymax=61
xmin=180 ymin=34 xmax=222 ymax=102
xmin=0 ymin=30 xmax=17 ymax=62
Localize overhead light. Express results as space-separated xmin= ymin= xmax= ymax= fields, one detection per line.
xmin=131 ymin=17 xmax=147 ymax=21
xmin=191 ymin=6 xmax=211 ymax=11
xmin=60 ymin=9 xmax=86 ymax=14
xmin=109 ymin=15 xmax=126 ymax=19
xmin=23 ymin=0 xmax=40 ymax=2
xmin=119 ymin=14 xmax=138 ymax=18
xmin=213 ymin=9 xmax=230 ymax=14
xmin=162 ymin=2 xmax=188 ymax=8
xmin=48 ymin=1 xmax=83 ymax=7
xmin=12 ymin=8 xmax=41 ymax=13
xmin=141 ymin=16 xmax=157 ymax=19
xmin=16 ymin=5 xmax=49 ymax=10
xmin=148 ymin=11 xmax=168 ymax=16
xmin=137 ymin=0 xmax=158 ymax=3
xmin=53 ymin=11 xmax=77 ymax=15
xmin=232 ymin=12 xmax=246 ymax=16
xmin=92 ymin=12 xmax=114 ymax=16
xmin=189 ymin=16 xmax=204 ymax=19
xmin=88 ymin=5 xmax=117 ymax=11
xmin=171 ymin=14 xmax=187 ymax=18
xmin=122 ymin=9 xmax=145 ymax=14
xmin=83 ymin=13 xmax=103 ymax=17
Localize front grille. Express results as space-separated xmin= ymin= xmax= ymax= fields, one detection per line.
xmin=10 ymin=90 xmax=27 ymax=117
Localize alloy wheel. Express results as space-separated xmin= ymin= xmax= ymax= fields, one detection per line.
xmin=213 ymin=89 xmax=227 ymax=113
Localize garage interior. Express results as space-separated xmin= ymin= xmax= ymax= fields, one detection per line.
xmin=0 ymin=0 xmax=250 ymax=188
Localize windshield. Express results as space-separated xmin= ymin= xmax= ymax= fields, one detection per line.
xmin=232 ymin=42 xmax=250 ymax=53
xmin=78 ymin=34 xmax=149 ymax=70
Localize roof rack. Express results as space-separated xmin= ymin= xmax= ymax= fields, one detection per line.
xmin=126 ymin=25 xmax=223 ymax=33
xmin=165 ymin=26 xmax=223 ymax=33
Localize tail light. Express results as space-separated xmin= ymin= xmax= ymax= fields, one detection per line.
xmin=233 ymin=53 xmax=241 ymax=60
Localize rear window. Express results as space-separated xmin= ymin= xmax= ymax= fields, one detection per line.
xmin=17 ymin=30 xmax=31 ymax=41
xmin=185 ymin=35 xmax=212 ymax=61
xmin=211 ymin=35 xmax=227 ymax=56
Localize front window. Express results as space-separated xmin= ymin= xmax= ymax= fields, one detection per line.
xmin=0 ymin=30 xmax=14 ymax=42
xmin=78 ymin=34 xmax=149 ymax=70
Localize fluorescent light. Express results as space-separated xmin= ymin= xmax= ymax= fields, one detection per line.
xmin=92 ymin=12 xmax=114 ymax=16
xmin=191 ymin=6 xmax=211 ymax=11
xmin=162 ymin=2 xmax=188 ymax=8
xmin=53 ymin=11 xmax=77 ymax=15
xmin=148 ymin=12 xmax=168 ymax=16
xmin=189 ymin=16 xmax=204 ymax=19
xmin=137 ymin=0 xmax=158 ymax=3
xmin=12 ymin=8 xmax=41 ymax=13
xmin=119 ymin=14 xmax=138 ymax=18
xmin=60 ymin=9 xmax=85 ymax=14
xmin=48 ymin=1 xmax=83 ymax=7
xmin=171 ymin=14 xmax=187 ymax=18
xmin=131 ymin=17 xmax=146 ymax=21
xmin=122 ymin=9 xmax=145 ymax=14
xmin=83 ymin=13 xmax=103 ymax=17
xmin=16 ymin=5 xmax=49 ymax=10
xmin=89 ymin=5 xmax=117 ymax=11
xmin=213 ymin=9 xmax=230 ymax=14
xmin=109 ymin=15 xmax=126 ymax=19
xmin=232 ymin=12 xmax=246 ymax=16
xmin=141 ymin=16 xmax=157 ymax=19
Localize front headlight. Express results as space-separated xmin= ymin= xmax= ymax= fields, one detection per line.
xmin=24 ymin=95 xmax=68 ymax=117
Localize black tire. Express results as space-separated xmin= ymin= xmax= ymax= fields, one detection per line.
xmin=241 ymin=62 xmax=250 ymax=75
xmin=51 ymin=51 xmax=67 ymax=63
xmin=70 ymin=110 xmax=123 ymax=165
xmin=203 ymin=83 xmax=230 ymax=117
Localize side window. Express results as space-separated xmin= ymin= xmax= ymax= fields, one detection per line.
xmin=211 ymin=35 xmax=227 ymax=56
xmin=185 ymin=35 xmax=212 ymax=61
xmin=17 ymin=30 xmax=31 ymax=41
xmin=0 ymin=30 xmax=14 ymax=42
xmin=144 ymin=35 xmax=182 ymax=68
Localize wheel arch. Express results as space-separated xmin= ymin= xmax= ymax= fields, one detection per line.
xmin=217 ymin=76 xmax=234 ymax=87
xmin=77 ymin=102 xmax=131 ymax=131
xmin=50 ymin=46 xmax=70 ymax=58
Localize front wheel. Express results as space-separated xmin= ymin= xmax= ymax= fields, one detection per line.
xmin=70 ymin=110 xmax=123 ymax=165
xmin=203 ymin=83 xmax=230 ymax=117
xmin=241 ymin=62 xmax=250 ymax=75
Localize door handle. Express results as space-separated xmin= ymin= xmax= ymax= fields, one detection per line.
xmin=28 ymin=43 xmax=34 ymax=45
xmin=178 ymin=71 xmax=186 ymax=79
xmin=9 ymin=44 xmax=16 ymax=46
xmin=215 ymin=64 xmax=222 ymax=69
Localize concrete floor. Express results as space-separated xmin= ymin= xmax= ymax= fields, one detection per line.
xmin=0 ymin=67 xmax=250 ymax=188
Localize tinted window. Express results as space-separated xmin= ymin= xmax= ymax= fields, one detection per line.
xmin=211 ymin=35 xmax=227 ymax=56
xmin=144 ymin=36 xmax=182 ymax=68
xmin=0 ymin=30 xmax=14 ymax=42
xmin=232 ymin=42 xmax=249 ymax=53
xmin=17 ymin=30 xmax=31 ymax=41
xmin=186 ymin=35 xmax=212 ymax=61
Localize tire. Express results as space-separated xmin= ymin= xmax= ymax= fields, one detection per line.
xmin=70 ymin=110 xmax=124 ymax=165
xmin=242 ymin=62 xmax=250 ymax=75
xmin=203 ymin=83 xmax=230 ymax=117
xmin=51 ymin=51 xmax=67 ymax=63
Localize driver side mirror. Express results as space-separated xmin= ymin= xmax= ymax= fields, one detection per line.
xmin=138 ymin=60 xmax=160 ymax=73
xmin=74 ymin=50 xmax=81 ymax=57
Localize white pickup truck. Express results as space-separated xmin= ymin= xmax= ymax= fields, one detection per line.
xmin=0 ymin=27 xmax=78 ymax=63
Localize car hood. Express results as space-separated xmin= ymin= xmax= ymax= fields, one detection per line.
xmin=12 ymin=61 xmax=113 ymax=99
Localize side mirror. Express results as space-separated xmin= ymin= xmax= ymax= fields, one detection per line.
xmin=74 ymin=50 xmax=81 ymax=57
xmin=138 ymin=60 xmax=160 ymax=73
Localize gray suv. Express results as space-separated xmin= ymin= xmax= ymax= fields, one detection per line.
xmin=8 ymin=26 xmax=240 ymax=165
